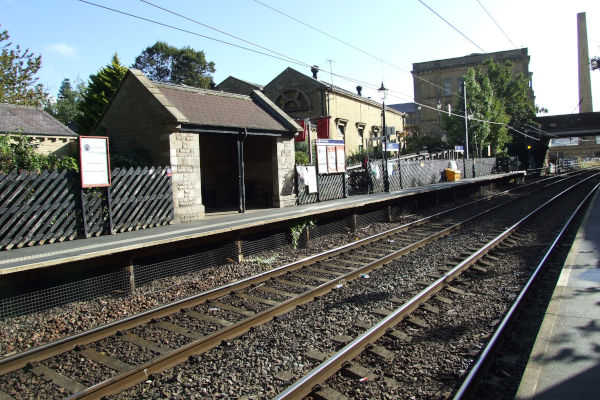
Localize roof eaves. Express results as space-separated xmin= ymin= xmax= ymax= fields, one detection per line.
xmin=128 ymin=69 xmax=189 ymax=123
xmin=251 ymin=90 xmax=302 ymax=133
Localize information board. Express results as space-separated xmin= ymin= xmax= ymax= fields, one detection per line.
xmin=316 ymin=139 xmax=345 ymax=174
xmin=79 ymin=136 xmax=111 ymax=188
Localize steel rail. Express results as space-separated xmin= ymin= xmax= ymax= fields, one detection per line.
xmin=1 ymin=174 xmax=554 ymax=373
xmin=274 ymin=172 xmax=600 ymax=400
xmin=62 ymin=175 xmax=578 ymax=399
xmin=0 ymin=172 xmax=586 ymax=396
xmin=452 ymin=181 xmax=600 ymax=399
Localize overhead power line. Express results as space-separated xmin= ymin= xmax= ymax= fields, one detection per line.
xmin=475 ymin=0 xmax=517 ymax=48
xmin=78 ymin=0 xmax=539 ymax=141
xmin=252 ymin=0 xmax=464 ymax=100
xmin=416 ymin=0 xmax=486 ymax=53
xmin=139 ymin=0 xmax=309 ymax=69
xmin=78 ymin=0 xmax=312 ymax=68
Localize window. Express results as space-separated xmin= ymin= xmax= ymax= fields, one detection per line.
xmin=443 ymin=79 xmax=451 ymax=96
xmin=335 ymin=118 xmax=348 ymax=141
xmin=457 ymin=78 xmax=464 ymax=94
xmin=275 ymin=89 xmax=310 ymax=112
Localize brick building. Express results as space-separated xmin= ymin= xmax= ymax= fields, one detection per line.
xmin=219 ymin=67 xmax=406 ymax=157
xmin=0 ymin=103 xmax=78 ymax=156
xmin=96 ymin=69 xmax=301 ymax=223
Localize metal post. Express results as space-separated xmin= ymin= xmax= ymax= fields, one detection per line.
xmin=80 ymin=188 xmax=89 ymax=238
xmin=106 ymin=186 xmax=114 ymax=234
xmin=237 ymin=129 xmax=247 ymax=213
xmin=464 ymin=84 xmax=470 ymax=159
xmin=382 ymin=104 xmax=390 ymax=192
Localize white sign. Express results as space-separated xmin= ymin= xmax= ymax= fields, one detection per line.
xmin=79 ymin=136 xmax=111 ymax=188
xmin=549 ymin=137 xmax=579 ymax=147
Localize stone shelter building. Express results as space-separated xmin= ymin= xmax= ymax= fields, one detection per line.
xmin=259 ymin=67 xmax=406 ymax=156
xmin=0 ymin=103 xmax=78 ymax=157
xmin=96 ymin=69 xmax=301 ymax=224
xmin=411 ymin=48 xmax=534 ymax=139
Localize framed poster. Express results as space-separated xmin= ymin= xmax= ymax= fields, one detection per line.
xmin=316 ymin=139 xmax=345 ymax=174
xmin=79 ymin=136 xmax=111 ymax=188
xmin=327 ymin=146 xmax=337 ymax=173
xmin=336 ymin=145 xmax=346 ymax=172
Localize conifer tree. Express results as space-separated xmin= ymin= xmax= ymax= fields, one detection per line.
xmin=76 ymin=53 xmax=127 ymax=134
xmin=46 ymin=78 xmax=85 ymax=127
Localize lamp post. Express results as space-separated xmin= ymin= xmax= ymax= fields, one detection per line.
xmin=378 ymin=82 xmax=389 ymax=192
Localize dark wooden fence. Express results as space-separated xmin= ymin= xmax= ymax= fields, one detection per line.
xmin=0 ymin=167 xmax=174 ymax=250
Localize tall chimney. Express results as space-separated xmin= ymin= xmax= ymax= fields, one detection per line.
xmin=577 ymin=12 xmax=593 ymax=113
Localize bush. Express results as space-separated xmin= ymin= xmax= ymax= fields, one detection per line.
xmin=0 ymin=132 xmax=78 ymax=173
xmin=294 ymin=141 xmax=309 ymax=165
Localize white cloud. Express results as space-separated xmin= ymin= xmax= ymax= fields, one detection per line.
xmin=45 ymin=43 xmax=77 ymax=58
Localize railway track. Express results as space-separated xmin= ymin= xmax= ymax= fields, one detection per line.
xmin=275 ymin=173 xmax=600 ymax=399
xmin=0 ymin=170 xmax=597 ymax=399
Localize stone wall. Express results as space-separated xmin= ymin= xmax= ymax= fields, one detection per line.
xmin=170 ymin=132 xmax=204 ymax=223
xmin=272 ymin=136 xmax=296 ymax=207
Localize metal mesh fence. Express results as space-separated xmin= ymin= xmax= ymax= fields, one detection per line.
xmin=0 ymin=268 xmax=129 ymax=319
xmin=310 ymin=216 xmax=352 ymax=238
xmin=356 ymin=208 xmax=388 ymax=227
xmin=474 ymin=158 xmax=496 ymax=176
xmin=241 ymin=230 xmax=289 ymax=256
xmin=462 ymin=159 xmax=475 ymax=178
xmin=400 ymin=159 xmax=448 ymax=188
xmin=133 ymin=242 xmax=238 ymax=286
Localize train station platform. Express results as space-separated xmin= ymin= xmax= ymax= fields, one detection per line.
xmin=0 ymin=172 xmax=523 ymax=277
xmin=516 ymin=189 xmax=600 ymax=399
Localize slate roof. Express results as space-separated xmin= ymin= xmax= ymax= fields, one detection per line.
xmin=156 ymin=84 xmax=287 ymax=131
xmin=0 ymin=103 xmax=77 ymax=137
xmin=389 ymin=103 xmax=418 ymax=114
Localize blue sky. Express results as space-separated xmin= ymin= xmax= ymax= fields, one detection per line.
xmin=2 ymin=0 xmax=599 ymax=115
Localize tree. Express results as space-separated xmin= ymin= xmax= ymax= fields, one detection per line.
xmin=76 ymin=54 xmax=127 ymax=134
xmin=444 ymin=58 xmax=536 ymax=157
xmin=133 ymin=41 xmax=215 ymax=88
xmin=0 ymin=27 xmax=48 ymax=106
xmin=45 ymin=78 xmax=86 ymax=128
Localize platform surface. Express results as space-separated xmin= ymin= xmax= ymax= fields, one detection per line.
xmin=516 ymin=188 xmax=600 ymax=399
xmin=0 ymin=172 xmax=519 ymax=275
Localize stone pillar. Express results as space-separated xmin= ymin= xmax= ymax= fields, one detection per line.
xmin=272 ymin=136 xmax=297 ymax=208
xmin=169 ymin=131 xmax=205 ymax=223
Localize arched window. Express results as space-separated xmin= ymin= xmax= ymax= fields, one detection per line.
xmin=276 ymin=89 xmax=310 ymax=112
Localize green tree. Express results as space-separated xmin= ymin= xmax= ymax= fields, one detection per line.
xmin=77 ymin=53 xmax=127 ymax=134
xmin=0 ymin=27 xmax=48 ymax=106
xmin=133 ymin=41 xmax=215 ymax=88
xmin=46 ymin=78 xmax=86 ymax=127
xmin=444 ymin=58 xmax=535 ymax=157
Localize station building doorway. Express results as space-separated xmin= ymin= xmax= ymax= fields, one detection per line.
xmin=199 ymin=133 xmax=275 ymax=212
